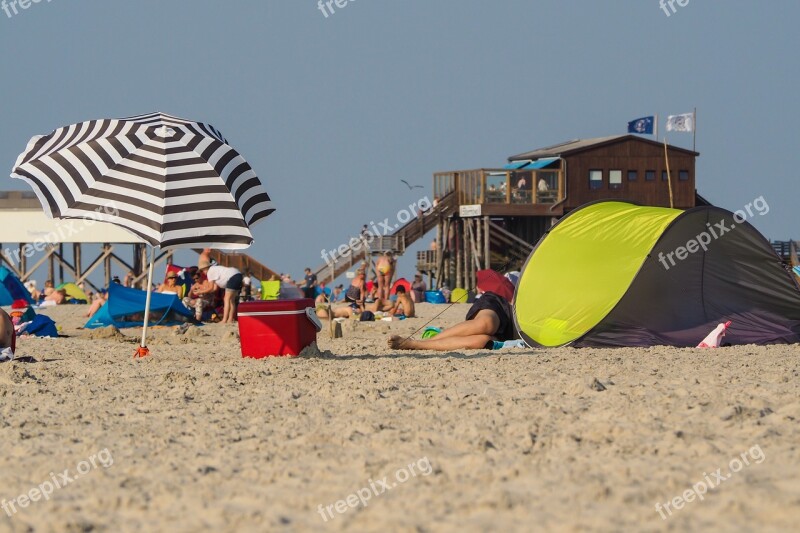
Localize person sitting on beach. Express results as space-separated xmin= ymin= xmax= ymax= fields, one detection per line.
xmin=331 ymin=284 xmax=344 ymax=302
xmin=42 ymin=279 xmax=55 ymax=299
xmin=315 ymin=292 xmax=354 ymax=320
xmin=183 ymin=271 xmax=216 ymax=321
xmin=85 ymin=289 xmax=108 ymax=318
xmin=365 ymin=283 xmax=379 ymax=303
xmin=198 ymin=260 xmax=242 ymax=323
xmin=411 ymin=273 xmax=427 ymax=303
xmin=368 ymin=285 xmax=415 ymax=318
xmin=26 ymin=280 xmax=40 ymax=301
xmin=388 ymin=272 xmax=516 ymax=351
xmin=0 ymin=309 xmax=16 ymax=362
xmin=157 ymin=271 xmax=183 ymax=297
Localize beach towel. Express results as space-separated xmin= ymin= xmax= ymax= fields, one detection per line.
xmin=697 ymin=321 xmax=731 ymax=348
xmin=0 ymin=346 xmax=13 ymax=362
xmin=20 ymin=314 xmax=59 ymax=338
xmin=261 ymin=280 xmax=280 ymax=300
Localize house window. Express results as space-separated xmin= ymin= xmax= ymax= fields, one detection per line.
xmin=627 ymin=170 xmax=638 ymax=181
xmin=661 ymin=170 xmax=671 ymax=181
xmin=679 ymin=170 xmax=690 ymax=181
xmin=589 ymin=170 xmax=603 ymax=190
xmin=609 ymin=170 xmax=622 ymax=190
xmin=645 ymin=170 xmax=656 ymax=181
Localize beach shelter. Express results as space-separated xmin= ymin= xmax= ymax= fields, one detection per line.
xmin=84 ymin=283 xmax=194 ymax=329
xmin=57 ymin=282 xmax=89 ymax=302
xmin=0 ymin=267 xmax=34 ymax=306
xmin=12 ymin=112 xmax=275 ymax=356
xmin=390 ymin=278 xmax=411 ymax=295
xmin=450 ymin=287 xmax=469 ymax=303
xmin=515 ymin=201 xmax=800 ymax=347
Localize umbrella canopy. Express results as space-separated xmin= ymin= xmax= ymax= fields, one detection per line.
xmin=10 ymin=112 xmax=274 ymax=249
xmin=476 ymin=269 xmax=515 ymax=303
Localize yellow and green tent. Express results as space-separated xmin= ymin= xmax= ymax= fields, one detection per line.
xmin=57 ymin=282 xmax=89 ymax=302
xmin=514 ymin=201 xmax=800 ymax=347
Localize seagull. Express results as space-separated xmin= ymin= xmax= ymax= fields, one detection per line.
xmin=400 ymin=179 xmax=424 ymax=190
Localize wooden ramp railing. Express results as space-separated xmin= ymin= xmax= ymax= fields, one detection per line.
xmin=311 ymin=192 xmax=458 ymax=282
xmin=192 ymin=249 xmax=280 ymax=281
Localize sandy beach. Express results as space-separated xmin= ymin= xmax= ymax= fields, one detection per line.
xmin=0 ymin=302 xmax=797 ymax=532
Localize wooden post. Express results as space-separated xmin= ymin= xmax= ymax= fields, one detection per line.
xmin=58 ymin=244 xmax=64 ymax=283
xmin=436 ymin=218 xmax=449 ymax=289
xmin=461 ymin=218 xmax=472 ymax=290
xmin=450 ymin=218 xmax=464 ymax=289
xmin=19 ymin=244 xmax=26 ymax=280
xmin=455 ymin=219 xmax=462 ymax=289
xmin=484 ymin=216 xmax=491 ymax=269
xmin=103 ymin=243 xmax=111 ymax=287
xmin=467 ymin=218 xmax=472 ymax=286
xmin=664 ymin=138 xmax=674 ymax=208
xmin=48 ymin=246 xmax=55 ymax=284
xmin=73 ymin=243 xmax=81 ymax=282
xmin=475 ymin=217 xmax=482 ymax=267
xmin=141 ymin=246 xmax=148 ymax=288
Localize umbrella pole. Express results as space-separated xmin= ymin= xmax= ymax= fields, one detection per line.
xmin=135 ymin=247 xmax=156 ymax=358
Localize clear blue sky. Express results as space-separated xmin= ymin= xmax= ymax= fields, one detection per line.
xmin=2 ymin=0 xmax=798 ymax=283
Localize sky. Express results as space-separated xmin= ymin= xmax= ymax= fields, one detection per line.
xmin=1 ymin=0 xmax=798 ymax=285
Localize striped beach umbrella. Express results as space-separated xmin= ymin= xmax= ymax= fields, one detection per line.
xmin=10 ymin=112 xmax=276 ymax=355
xmin=11 ymin=111 xmax=274 ymax=249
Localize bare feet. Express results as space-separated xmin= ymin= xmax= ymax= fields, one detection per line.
xmin=388 ymin=335 xmax=418 ymax=350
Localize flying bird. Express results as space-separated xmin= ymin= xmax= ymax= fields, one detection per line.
xmin=401 ymin=179 xmax=424 ymax=190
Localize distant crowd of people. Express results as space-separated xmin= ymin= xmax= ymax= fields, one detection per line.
xmin=21 ymin=248 xmax=434 ymax=327
xmin=309 ymin=251 xmax=430 ymax=321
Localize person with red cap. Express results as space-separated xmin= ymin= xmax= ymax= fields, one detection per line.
xmin=388 ymin=270 xmax=517 ymax=351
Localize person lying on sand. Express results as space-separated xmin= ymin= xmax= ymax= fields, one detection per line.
xmin=41 ymin=288 xmax=67 ymax=306
xmin=315 ymin=292 xmax=354 ymax=319
xmin=388 ymin=270 xmax=516 ymax=351
xmin=368 ymin=285 xmax=415 ymax=318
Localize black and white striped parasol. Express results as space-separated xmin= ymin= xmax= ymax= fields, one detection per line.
xmin=11 ymin=111 xmax=274 ymax=249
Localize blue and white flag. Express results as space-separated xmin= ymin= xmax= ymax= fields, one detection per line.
xmin=627 ymin=116 xmax=655 ymax=135
xmin=666 ymin=113 xmax=694 ymax=132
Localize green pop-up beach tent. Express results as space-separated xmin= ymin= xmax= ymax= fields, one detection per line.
xmin=514 ymin=201 xmax=800 ymax=347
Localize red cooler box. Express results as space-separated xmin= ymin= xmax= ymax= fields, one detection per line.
xmin=237 ymin=299 xmax=322 ymax=358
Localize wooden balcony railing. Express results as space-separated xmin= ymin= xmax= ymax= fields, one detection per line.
xmin=434 ymin=168 xmax=564 ymax=207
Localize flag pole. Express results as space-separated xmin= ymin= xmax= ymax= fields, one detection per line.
xmin=664 ymin=137 xmax=674 ymax=209
xmin=655 ymin=114 xmax=659 ymax=142
xmin=693 ymin=107 xmax=697 ymax=152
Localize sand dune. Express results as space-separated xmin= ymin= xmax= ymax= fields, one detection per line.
xmin=0 ymin=303 xmax=798 ymax=532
